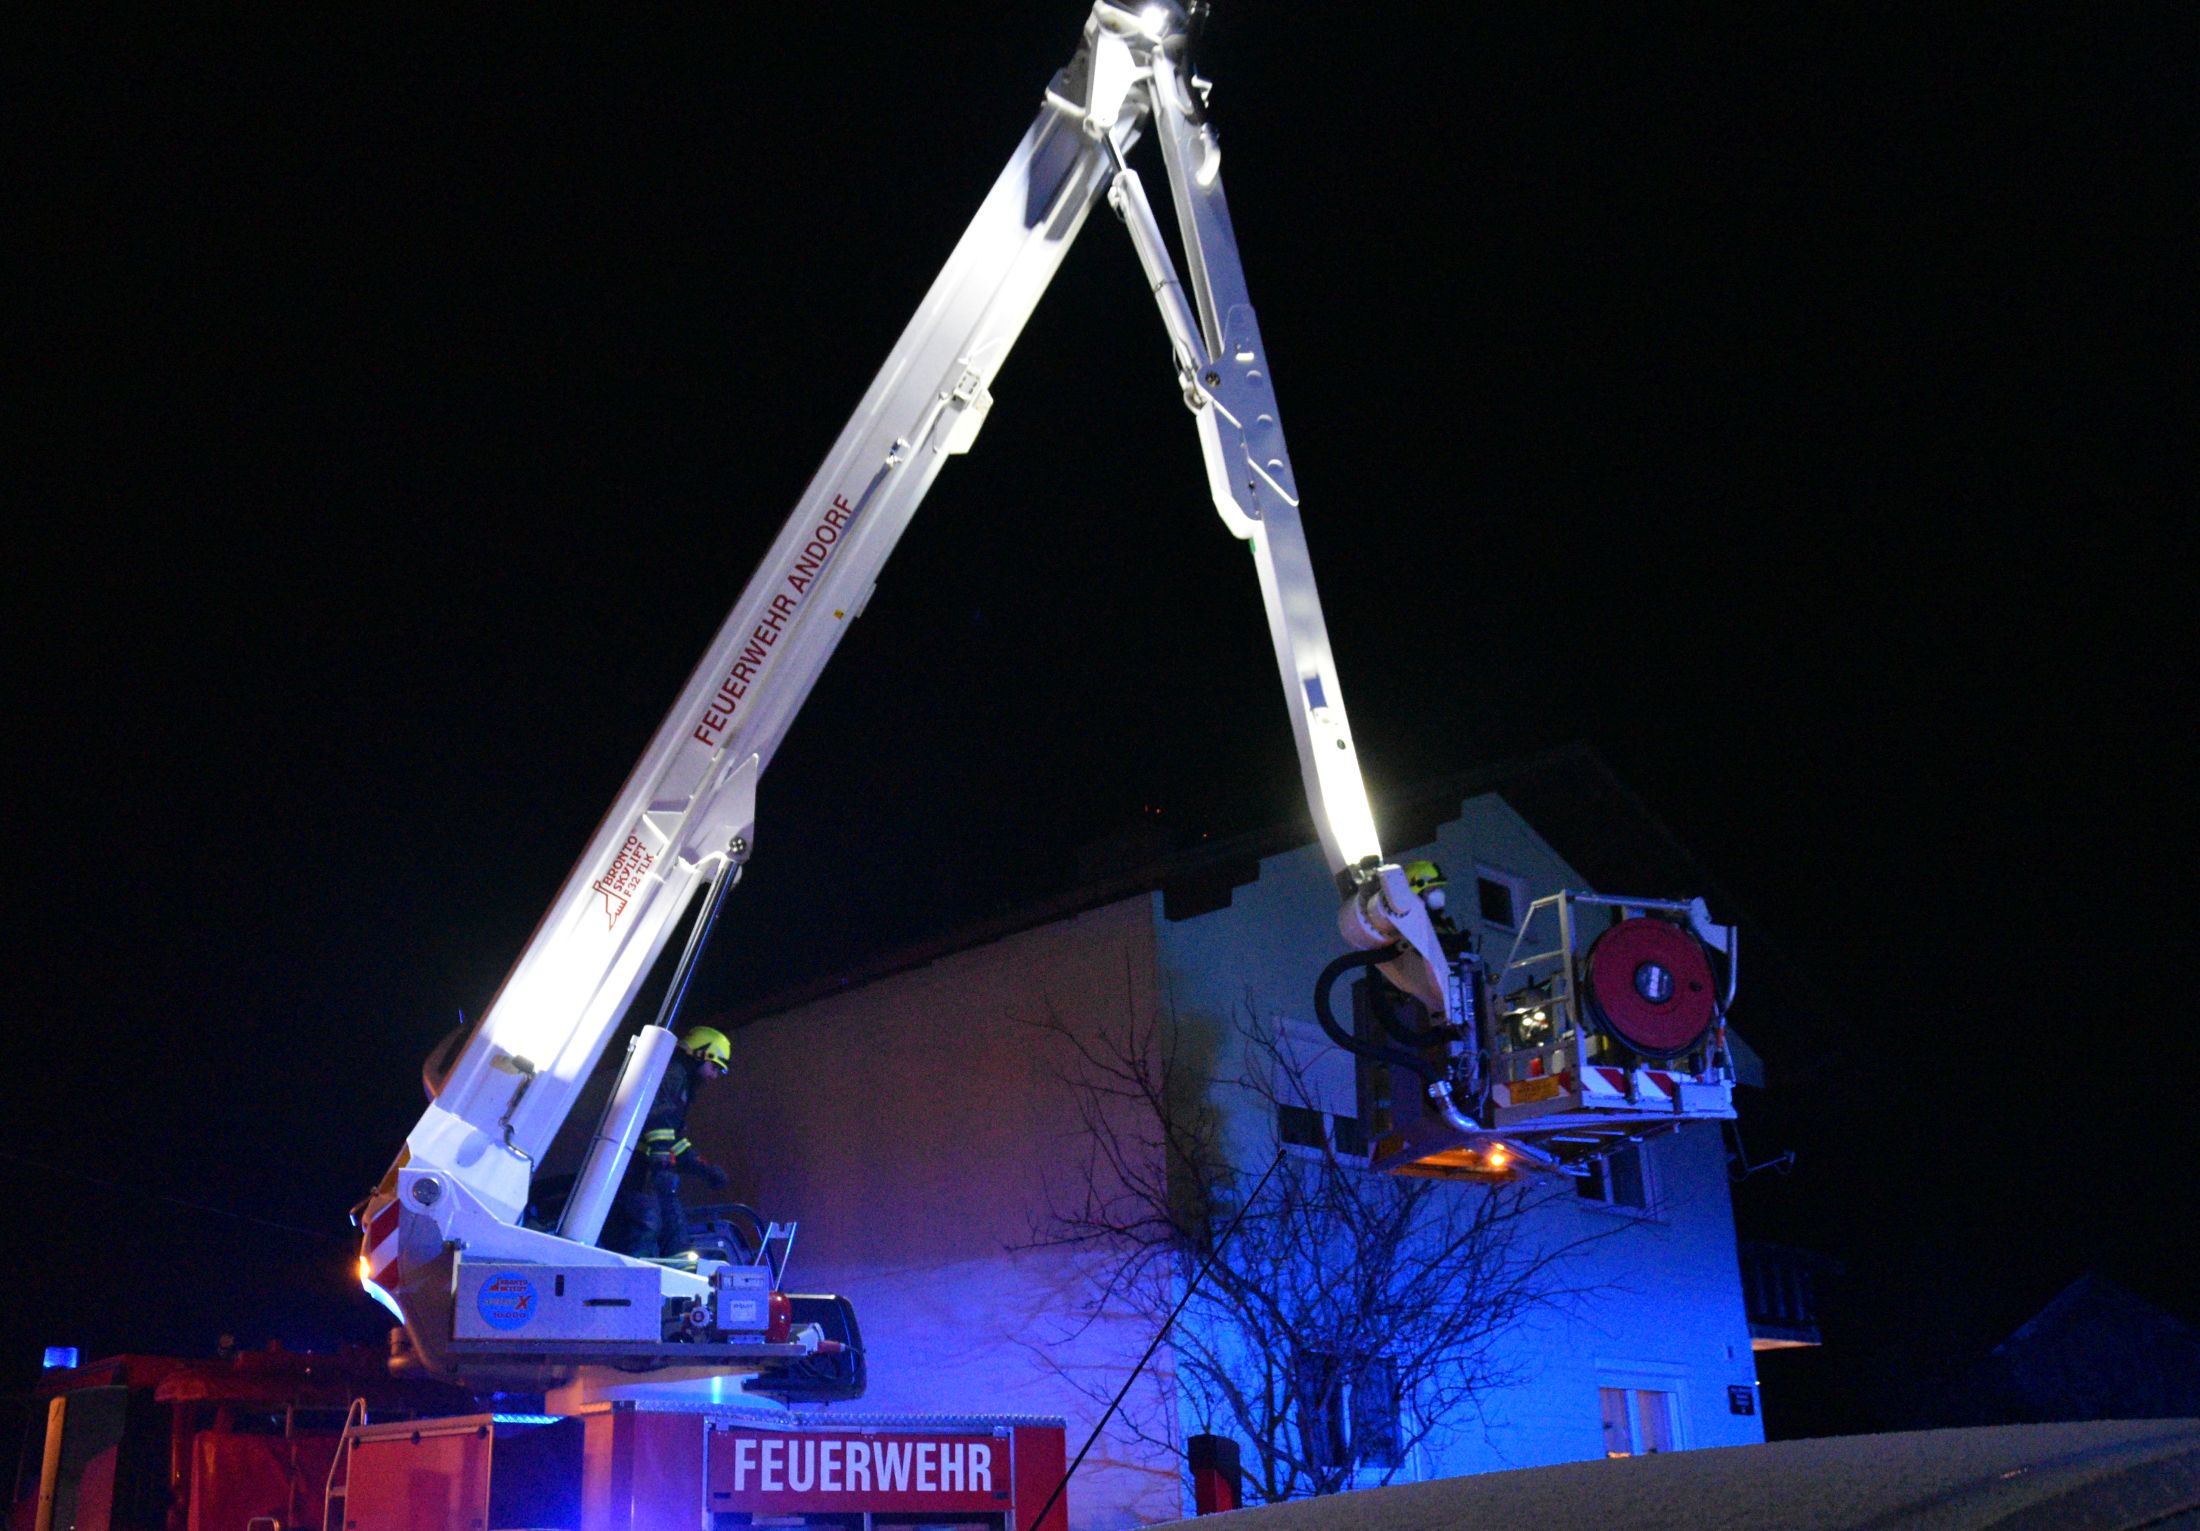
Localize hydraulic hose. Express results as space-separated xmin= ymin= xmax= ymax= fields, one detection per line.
xmin=1424 ymin=1080 xmax=1567 ymax=1175
xmin=1365 ymin=972 xmax=1445 ymax=1050
xmin=1314 ymin=951 xmax=1567 ymax=1179
xmin=1313 ymin=947 xmax=1438 ymax=1083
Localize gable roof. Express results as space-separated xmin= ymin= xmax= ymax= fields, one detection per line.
xmin=1951 ymin=1273 xmax=2200 ymax=1424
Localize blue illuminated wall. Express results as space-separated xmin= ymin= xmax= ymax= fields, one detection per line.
xmin=1153 ymin=793 xmax=1765 ymax=1481
xmin=695 ymin=791 xmax=1763 ymax=1529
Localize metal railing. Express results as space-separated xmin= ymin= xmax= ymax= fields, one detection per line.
xmin=1739 ymin=1240 xmax=1823 ymax=1348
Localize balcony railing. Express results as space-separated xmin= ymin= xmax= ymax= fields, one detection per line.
xmin=1740 ymin=1239 xmax=1822 ymax=1350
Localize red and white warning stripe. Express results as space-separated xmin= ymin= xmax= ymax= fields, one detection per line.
xmin=1580 ymin=1065 xmax=1681 ymax=1107
xmin=362 ymin=1198 xmax=402 ymax=1294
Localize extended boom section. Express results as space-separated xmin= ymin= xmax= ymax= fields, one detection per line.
xmin=356 ymin=0 xmax=1744 ymax=1400
xmin=363 ymin=21 xmax=1134 ymax=1391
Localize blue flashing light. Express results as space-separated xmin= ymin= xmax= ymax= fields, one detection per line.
xmin=43 ymin=1347 xmax=79 ymax=1370
xmin=491 ymin=1414 xmax=562 ymax=1428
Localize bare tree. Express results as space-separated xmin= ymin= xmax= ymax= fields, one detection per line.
xmin=1023 ymin=989 xmax=1612 ymax=1504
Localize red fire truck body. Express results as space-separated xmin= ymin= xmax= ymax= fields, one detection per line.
xmin=10 ymin=1349 xmax=462 ymax=1531
xmin=331 ymin=1409 xmax=1067 ymax=1531
xmin=14 ymin=1355 xmax=1068 ymax=1531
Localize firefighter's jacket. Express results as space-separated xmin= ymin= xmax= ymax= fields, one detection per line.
xmin=636 ymin=1051 xmax=708 ymax=1177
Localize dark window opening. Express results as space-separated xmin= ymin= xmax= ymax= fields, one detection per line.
xmin=1576 ymin=1144 xmax=1649 ymax=1209
xmin=1278 ymin=1104 xmax=1325 ymax=1150
xmin=1278 ymin=1105 xmax=1369 ymax=1160
xmin=1609 ymin=1148 xmax=1647 ymax=1207
xmin=1476 ymin=876 xmax=1517 ymax=929
xmin=1295 ymin=1354 xmax=1347 ymax=1470
xmin=1331 ymin=1114 xmax=1368 ymax=1158
xmin=1350 ymin=1357 xmax=1402 ymax=1468
xmin=1297 ymin=1353 xmax=1401 ymax=1472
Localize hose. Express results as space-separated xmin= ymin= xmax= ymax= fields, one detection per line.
xmin=1366 ymin=971 xmax=1445 ymax=1050
xmin=1313 ymin=947 xmax=1438 ymax=1083
xmin=1315 ymin=952 xmax=1568 ymax=1178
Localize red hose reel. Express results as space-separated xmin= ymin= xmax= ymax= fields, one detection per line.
xmin=1581 ymin=916 xmax=1721 ymax=1059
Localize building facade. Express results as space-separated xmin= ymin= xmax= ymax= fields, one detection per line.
xmin=694 ymin=789 xmax=1767 ymax=1528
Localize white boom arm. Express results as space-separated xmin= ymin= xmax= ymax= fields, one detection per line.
xmin=360 ymin=1 xmax=1452 ymax=1383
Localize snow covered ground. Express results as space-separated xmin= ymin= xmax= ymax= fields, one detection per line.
xmin=1149 ymin=1419 xmax=2200 ymax=1530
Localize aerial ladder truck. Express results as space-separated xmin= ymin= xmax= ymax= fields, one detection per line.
xmin=327 ymin=1 xmax=1746 ymax=1521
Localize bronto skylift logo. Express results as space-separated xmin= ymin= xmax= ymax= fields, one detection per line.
xmin=475 ymin=1273 xmax=538 ymax=1331
xmin=592 ymin=833 xmax=657 ymax=929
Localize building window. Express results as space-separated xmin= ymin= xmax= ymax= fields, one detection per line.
xmin=1278 ymin=1104 xmax=1325 ymax=1150
xmin=1350 ymin=1357 xmax=1403 ymax=1469
xmin=1576 ymin=1142 xmax=1651 ymax=1211
xmin=1276 ymin=1104 xmax=1369 ymax=1162
xmin=1476 ymin=876 xmax=1517 ymax=929
xmin=1298 ymin=1354 xmax=1402 ymax=1472
xmin=1598 ymin=1387 xmax=1678 ymax=1456
xmin=1331 ymin=1113 xmax=1368 ymax=1158
xmin=1473 ymin=866 xmax=1530 ymax=931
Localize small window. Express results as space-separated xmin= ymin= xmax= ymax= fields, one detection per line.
xmin=1296 ymin=1353 xmax=1348 ymax=1469
xmin=1576 ymin=1143 xmax=1651 ymax=1210
xmin=1276 ymin=1099 xmax=1320 ymax=1143
xmin=1349 ymin=1357 xmax=1402 ymax=1470
xmin=1476 ymin=875 xmax=1518 ymax=929
xmin=1278 ymin=1104 xmax=1325 ymax=1150
xmin=1598 ymin=1386 xmax=1678 ymax=1456
xmin=1277 ymin=1104 xmax=1369 ymax=1161
xmin=1331 ymin=1114 xmax=1368 ymax=1158
xmin=1609 ymin=1147 xmax=1647 ymax=1207
xmin=1598 ymin=1386 xmax=1632 ymax=1457
xmin=1298 ymin=1354 xmax=1401 ymax=1472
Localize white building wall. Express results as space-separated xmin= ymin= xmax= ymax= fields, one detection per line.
xmin=1443 ymin=1123 xmax=1764 ymax=1472
xmin=696 ymin=791 xmax=1761 ymax=1526
xmin=690 ymin=896 xmax=1186 ymax=1531
xmin=1153 ymin=793 xmax=1764 ymax=1484
xmin=1152 ymin=795 xmax=1593 ymax=1223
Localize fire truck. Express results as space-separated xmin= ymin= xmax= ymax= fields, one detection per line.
xmin=11 ymin=1351 xmax=1067 ymax=1531
xmin=22 ymin=3 xmax=1743 ymax=1526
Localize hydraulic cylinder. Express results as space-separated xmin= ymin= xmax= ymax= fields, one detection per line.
xmin=559 ymin=1026 xmax=679 ymax=1247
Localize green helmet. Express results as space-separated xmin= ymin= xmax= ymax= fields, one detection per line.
xmin=1404 ymin=859 xmax=1447 ymax=895
xmin=680 ymin=1025 xmax=731 ymax=1069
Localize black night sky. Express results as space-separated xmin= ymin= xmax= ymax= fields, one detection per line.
xmin=6 ymin=6 xmax=2190 ymax=1435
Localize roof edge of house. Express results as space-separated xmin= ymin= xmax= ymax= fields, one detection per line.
xmin=722 ymin=743 xmax=1618 ymax=1026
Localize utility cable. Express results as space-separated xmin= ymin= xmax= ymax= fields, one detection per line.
xmin=1025 ymin=1148 xmax=1286 ymax=1531
xmin=0 ymin=1145 xmax=341 ymax=1243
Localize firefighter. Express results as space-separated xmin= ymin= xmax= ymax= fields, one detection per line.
xmin=1405 ymin=859 xmax=1495 ymax=1056
xmin=1404 ymin=858 xmax=1468 ymax=957
xmin=607 ymin=1024 xmax=732 ymax=1260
